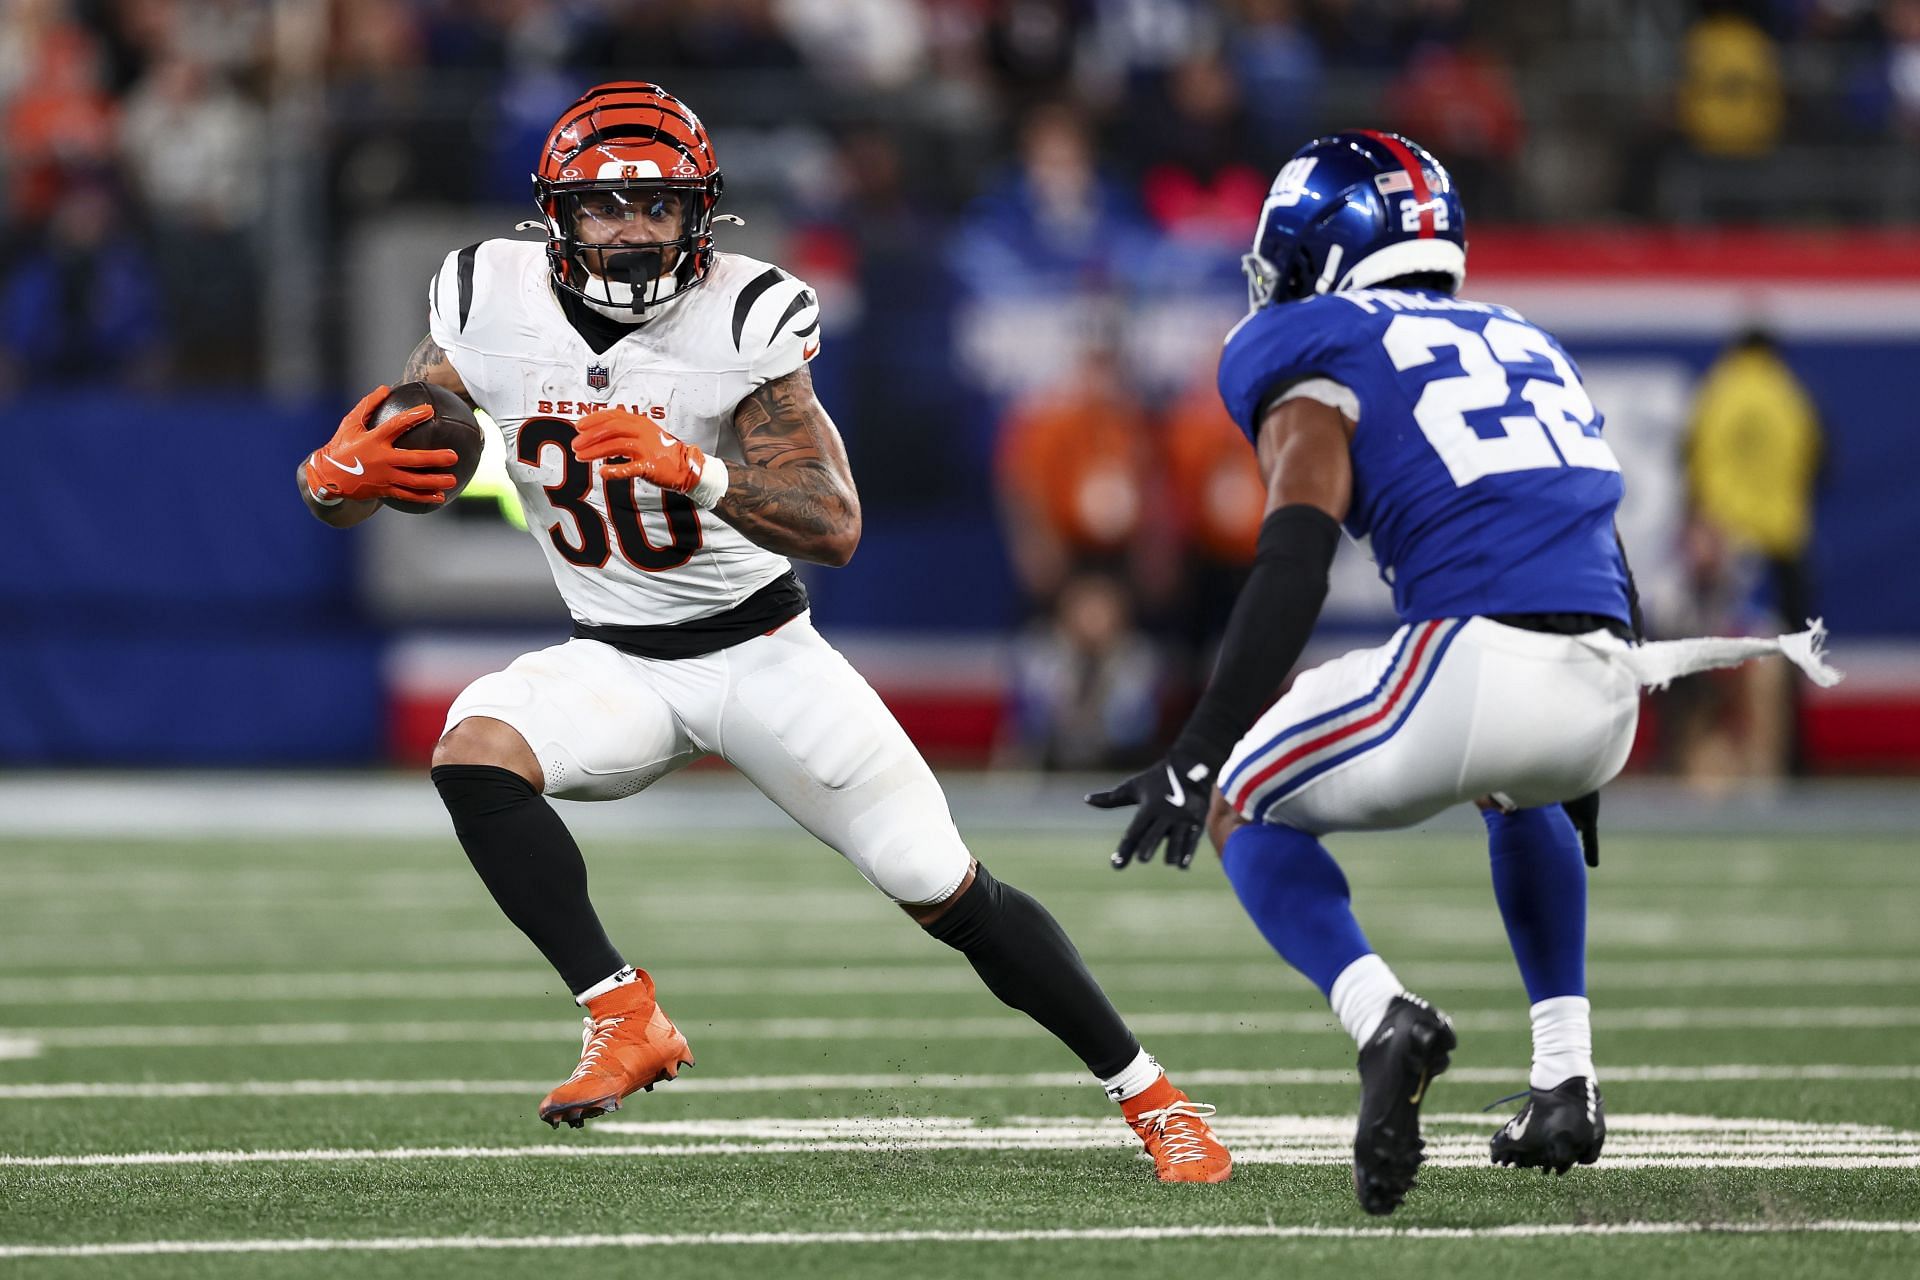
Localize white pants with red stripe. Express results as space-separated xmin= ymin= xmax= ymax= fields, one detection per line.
xmin=443 ymin=614 xmax=973 ymax=906
xmin=1220 ymin=617 xmax=1641 ymax=834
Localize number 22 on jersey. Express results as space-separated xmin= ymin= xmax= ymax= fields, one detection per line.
xmin=1382 ymin=315 xmax=1619 ymax=487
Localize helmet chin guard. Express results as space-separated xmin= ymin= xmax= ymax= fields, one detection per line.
xmin=531 ymin=82 xmax=725 ymax=317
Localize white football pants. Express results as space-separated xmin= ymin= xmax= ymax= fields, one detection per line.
xmin=444 ymin=614 xmax=972 ymax=905
xmin=1220 ymin=617 xmax=1642 ymax=834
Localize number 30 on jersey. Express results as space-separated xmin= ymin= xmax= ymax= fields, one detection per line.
xmin=1383 ymin=315 xmax=1619 ymax=487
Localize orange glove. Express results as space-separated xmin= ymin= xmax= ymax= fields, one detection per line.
xmin=571 ymin=408 xmax=729 ymax=507
xmin=303 ymin=386 xmax=459 ymax=506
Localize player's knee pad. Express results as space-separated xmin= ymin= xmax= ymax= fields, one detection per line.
xmin=839 ymin=778 xmax=972 ymax=905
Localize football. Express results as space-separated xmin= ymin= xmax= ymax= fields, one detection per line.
xmin=369 ymin=381 xmax=485 ymax=514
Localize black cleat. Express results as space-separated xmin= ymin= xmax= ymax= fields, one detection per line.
xmin=1352 ymin=993 xmax=1456 ymax=1216
xmin=1490 ymin=1076 xmax=1605 ymax=1174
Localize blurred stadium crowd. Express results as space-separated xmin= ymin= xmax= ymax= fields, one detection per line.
xmin=1 ymin=0 xmax=1912 ymax=776
xmin=7 ymin=0 xmax=1920 ymax=390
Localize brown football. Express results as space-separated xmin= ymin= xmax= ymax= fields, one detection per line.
xmin=367 ymin=381 xmax=485 ymax=515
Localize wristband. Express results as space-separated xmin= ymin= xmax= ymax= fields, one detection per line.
xmin=687 ymin=454 xmax=729 ymax=509
xmin=305 ymin=455 xmax=344 ymax=506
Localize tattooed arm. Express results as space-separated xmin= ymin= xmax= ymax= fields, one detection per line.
xmin=401 ymin=334 xmax=477 ymax=408
xmin=720 ymin=364 xmax=862 ymax=566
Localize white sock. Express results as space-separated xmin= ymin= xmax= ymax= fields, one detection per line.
xmin=574 ymin=965 xmax=639 ymax=1007
xmin=1529 ymin=995 xmax=1596 ymax=1090
xmin=1330 ymin=953 xmax=1405 ymax=1047
xmin=1101 ymin=1048 xmax=1162 ymax=1103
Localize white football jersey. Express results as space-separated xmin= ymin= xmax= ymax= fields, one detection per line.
xmin=427 ymin=239 xmax=821 ymax=626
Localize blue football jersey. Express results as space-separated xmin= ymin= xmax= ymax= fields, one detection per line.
xmin=1218 ymin=288 xmax=1631 ymax=625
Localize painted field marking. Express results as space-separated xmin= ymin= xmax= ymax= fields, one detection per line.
xmin=10 ymin=1006 xmax=1920 ymax=1050
xmin=4 ymin=1113 xmax=1915 ymax=1172
xmin=4 ymin=1220 xmax=1919 ymax=1260
xmin=2 ymin=958 xmax=1913 ymax=1005
xmin=4 ymin=1063 xmax=1918 ymax=1102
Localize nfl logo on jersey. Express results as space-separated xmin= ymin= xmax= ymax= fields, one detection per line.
xmin=586 ymin=362 xmax=609 ymax=391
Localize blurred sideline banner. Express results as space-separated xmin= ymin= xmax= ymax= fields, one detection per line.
xmin=0 ymin=395 xmax=384 ymax=763
xmin=3 ymin=232 xmax=1918 ymax=767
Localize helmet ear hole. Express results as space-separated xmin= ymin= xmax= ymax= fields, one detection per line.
xmin=1282 ymin=249 xmax=1316 ymax=302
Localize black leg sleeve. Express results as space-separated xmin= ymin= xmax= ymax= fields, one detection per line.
xmin=923 ymin=863 xmax=1141 ymax=1079
xmin=430 ymin=764 xmax=626 ymax=996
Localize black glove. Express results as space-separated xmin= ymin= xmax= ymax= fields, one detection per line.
xmin=1085 ymin=749 xmax=1216 ymax=871
xmin=1562 ymin=790 xmax=1601 ymax=868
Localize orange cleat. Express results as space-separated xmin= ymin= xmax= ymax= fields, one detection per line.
xmin=537 ymin=970 xmax=693 ymax=1129
xmin=1122 ymin=1074 xmax=1234 ymax=1183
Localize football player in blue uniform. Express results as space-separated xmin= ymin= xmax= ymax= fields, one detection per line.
xmin=1088 ymin=131 xmax=1840 ymax=1215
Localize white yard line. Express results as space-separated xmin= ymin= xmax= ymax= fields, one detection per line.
xmin=3 ymin=1220 xmax=1919 ymax=1260
xmin=3 ymin=958 xmax=1912 ymax=1005
xmin=9 ymin=1006 xmax=1919 ymax=1050
xmin=3 ymin=1063 xmax=1917 ymax=1101
xmin=4 ymin=1113 xmax=1915 ymax=1173
xmin=7 ymin=1145 xmax=1915 ymax=1172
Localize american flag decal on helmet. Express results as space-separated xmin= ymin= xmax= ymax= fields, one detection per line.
xmin=586 ymin=363 xmax=609 ymax=390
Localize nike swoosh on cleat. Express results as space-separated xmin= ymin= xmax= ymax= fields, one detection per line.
xmin=1408 ymin=1069 xmax=1429 ymax=1105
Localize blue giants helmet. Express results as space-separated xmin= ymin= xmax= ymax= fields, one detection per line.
xmin=1242 ymin=131 xmax=1466 ymax=309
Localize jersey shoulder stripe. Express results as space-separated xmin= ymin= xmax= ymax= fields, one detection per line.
xmin=770 ymin=287 xmax=817 ymax=341
xmin=432 ymin=238 xmax=542 ymax=352
xmin=730 ymin=266 xmax=788 ymax=350
xmin=455 ymin=242 xmax=480 ymax=332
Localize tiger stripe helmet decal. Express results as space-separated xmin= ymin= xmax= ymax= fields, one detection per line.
xmin=532 ymin=81 xmax=726 ymax=315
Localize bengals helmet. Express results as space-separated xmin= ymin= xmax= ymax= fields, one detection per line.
xmin=532 ymin=82 xmax=724 ymax=316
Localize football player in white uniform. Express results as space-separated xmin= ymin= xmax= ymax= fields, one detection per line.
xmin=295 ymin=81 xmax=1230 ymax=1182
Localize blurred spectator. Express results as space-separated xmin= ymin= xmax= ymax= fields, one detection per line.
xmin=1845 ymin=0 xmax=1920 ymax=136
xmin=1132 ymin=51 xmax=1274 ymax=250
xmin=1161 ymin=366 xmax=1264 ymax=643
xmin=1005 ymin=571 xmax=1163 ymax=770
xmin=775 ymin=0 xmax=930 ymax=91
xmin=1226 ymin=0 xmax=1323 ymax=142
xmin=1312 ymin=0 xmax=1470 ymax=70
xmin=981 ymin=0 xmax=1095 ymax=104
xmin=1672 ymin=327 xmax=1826 ymax=779
xmin=0 ymin=174 xmax=164 ymax=390
xmin=2 ymin=0 xmax=117 ymax=226
xmin=638 ymin=0 xmax=808 ymax=71
xmin=806 ymin=126 xmax=978 ymax=509
xmin=948 ymin=100 xmax=1156 ymax=297
xmin=1079 ymin=0 xmax=1220 ymax=99
xmin=1685 ymin=326 xmax=1824 ymax=630
xmin=1388 ymin=41 xmax=1524 ymax=219
xmin=118 ymin=55 xmax=265 ymax=381
xmin=1676 ymin=8 xmax=1785 ymax=156
xmin=993 ymin=342 xmax=1156 ymax=606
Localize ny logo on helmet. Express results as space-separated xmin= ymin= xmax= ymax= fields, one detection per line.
xmin=1269 ymin=157 xmax=1319 ymax=207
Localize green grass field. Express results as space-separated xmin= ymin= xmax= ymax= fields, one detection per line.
xmin=2 ymin=802 xmax=1917 ymax=1278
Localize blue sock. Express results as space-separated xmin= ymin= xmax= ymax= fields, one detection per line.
xmin=1484 ymin=805 xmax=1588 ymax=1004
xmin=1220 ymin=823 xmax=1373 ymax=997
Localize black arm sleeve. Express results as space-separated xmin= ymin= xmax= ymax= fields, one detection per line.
xmin=1172 ymin=503 xmax=1343 ymax=769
